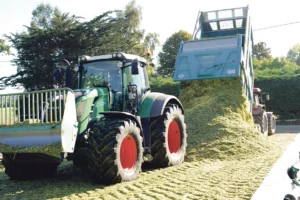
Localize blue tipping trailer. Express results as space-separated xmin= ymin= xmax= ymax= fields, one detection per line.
xmin=173 ymin=6 xmax=255 ymax=112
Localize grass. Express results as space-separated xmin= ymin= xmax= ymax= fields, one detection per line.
xmin=0 ymin=78 xmax=283 ymax=199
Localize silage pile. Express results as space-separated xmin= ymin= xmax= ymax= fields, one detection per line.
xmin=180 ymin=78 xmax=280 ymax=162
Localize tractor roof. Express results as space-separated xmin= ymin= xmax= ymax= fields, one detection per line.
xmin=80 ymin=52 xmax=147 ymax=65
xmin=253 ymin=88 xmax=261 ymax=93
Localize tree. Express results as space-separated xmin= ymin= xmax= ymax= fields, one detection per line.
xmin=253 ymin=42 xmax=271 ymax=60
xmin=0 ymin=39 xmax=10 ymax=54
xmin=2 ymin=4 xmax=82 ymax=90
xmin=1 ymin=1 xmax=159 ymax=90
xmin=157 ymin=30 xmax=192 ymax=77
xmin=30 ymin=3 xmax=61 ymax=29
xmin=287 ymin=44 xmax=300 ymax=66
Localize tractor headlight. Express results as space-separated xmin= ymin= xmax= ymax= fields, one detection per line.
xmin=112 ymin=52 xmax=124 ymax=59
xmin=78 ymin=55 xmax=90 ymax=64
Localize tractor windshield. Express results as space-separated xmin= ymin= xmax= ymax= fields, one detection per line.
xmin=81 ymin=60 xmax=122 ymax=92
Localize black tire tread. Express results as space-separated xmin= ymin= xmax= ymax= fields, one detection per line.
xmin=86 ymin=117 xmax=142 ymax=184
xmin=268 ymin=116 xmax=276 ymax=136
xmin=150 ymin=104 xmax=186 ymax=168
xmin=254 ymin=111 xmax=268 ymax=136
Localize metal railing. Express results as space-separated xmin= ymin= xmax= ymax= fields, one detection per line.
xmin=0 ymin=88 xmax=71 ymax=125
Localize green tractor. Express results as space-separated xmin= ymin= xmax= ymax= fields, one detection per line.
xmin=0 ymin=52 xmax=187 ymax=184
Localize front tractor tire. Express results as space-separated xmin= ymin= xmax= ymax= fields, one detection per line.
xmin=254 ymin=111 xmax=268 ymax=136
xmin=150 ymin=105 xmax=187 ymax=168
xmin=87 ymin=118 xmax=143 ymax=185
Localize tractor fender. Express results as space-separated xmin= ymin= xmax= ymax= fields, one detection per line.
xmin=252 ymin=104 xmax=265 ymax=115
xmin=99 ymin=111 xmax=144 ymax=138
xmin=137 ymin=92 xmax=184 ymax=118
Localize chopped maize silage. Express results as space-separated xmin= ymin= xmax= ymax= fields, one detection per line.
xmin=0 ymin=143 xmax=62 ymax=158
xmin=180 ymin=78 xmax=281 ymax=161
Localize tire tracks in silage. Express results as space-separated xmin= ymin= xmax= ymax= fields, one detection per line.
xmin=83 ymin=154 xmax=278 ymax=200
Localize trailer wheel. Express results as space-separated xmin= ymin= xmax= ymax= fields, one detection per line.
xmin=87 ymin=118 xmax=143 ymax=184
xmin=2 ymin=153 xmax=60 ymax=180
xmin=254 ymin=111 xmax=268 ymax=136
xmin=268 ymin=114 xmax=276 ymax=135
xmin=150 ymin=104 xmax=187 ymax=168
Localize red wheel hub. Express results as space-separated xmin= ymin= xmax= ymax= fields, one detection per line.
xmin=120 ymin=135 xmax=137 ymax=169
xmin=168 ymin=120 xmax=181 ymax=153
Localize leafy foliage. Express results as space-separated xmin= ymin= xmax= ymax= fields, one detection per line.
xmin=1 ymin=1 xmax=159 ymax=90
xmin=287 ymin=44 xmax=300 ymax=66
xmin=0 ymin=39 xmax=10 ymax=54
xmin=255 ymin=76 xmax=300 ymax=119
xmin=254 ymin=56 xmax=300 ymax=119
xmin=149 ymin=76 xmax=180 ymax=97
xmin=253 ymin=57 xmax=300 ymax=76
xmin=253 ymin=42 xmax=271 ymax=60
xmin=30 ymin=3 xmax=61 ymax=29
xmin=157 ymin=30 xmax=192 ymax=77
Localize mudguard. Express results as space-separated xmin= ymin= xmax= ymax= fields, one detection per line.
xmin=100 ymin=111 xmax=143 ymax=138
xmin=137 ymin=92 xmax=184 ymax=118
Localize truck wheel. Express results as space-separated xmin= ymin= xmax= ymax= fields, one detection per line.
xmin=268 ymin=115 xmax=276 ymax=135
xmin=150 ymin=105 xmax=187 ymax=168
xmin=87 ymin=118 xmax=143 ymax=184
xmin=2 ymin=153 xmax=60 ymax=180
xmin=254 ymin=111 xmax=268 ymax=136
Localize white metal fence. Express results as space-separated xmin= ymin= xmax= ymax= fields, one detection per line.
xmin=0 ymin=88 xmax=71 ymax=125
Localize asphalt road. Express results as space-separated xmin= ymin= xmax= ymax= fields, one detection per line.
xmin=270 ymin=125 xmax=300 ymax=149
xmin=252 ymin=125 xmax=300 ymax=200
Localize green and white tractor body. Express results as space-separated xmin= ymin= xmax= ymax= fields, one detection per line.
xmin=0 ymin=52 xmax=187 ymax=184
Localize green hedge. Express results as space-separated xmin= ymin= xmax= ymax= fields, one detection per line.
xmin=149 ymin=76 xmax=180 ymax=97
xmin=255 ymin=75 xmax=300 ymax=119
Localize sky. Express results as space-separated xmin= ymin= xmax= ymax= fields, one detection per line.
xmin=1 ymin=0 xmax=300 ymax=93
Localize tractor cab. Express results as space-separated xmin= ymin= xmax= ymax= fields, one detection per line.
xmin=253 ymin=88 xmax=270 ymax=105
xmin=77 ymin=52 xmax=150 ymax=114
xmin=55 ymin=52 xmax=150 ymax=115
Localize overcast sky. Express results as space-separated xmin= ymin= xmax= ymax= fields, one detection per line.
xmin=1 ymin=0 xmax=300 ymax=92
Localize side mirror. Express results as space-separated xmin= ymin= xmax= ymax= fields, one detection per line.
xmin=131 ymin=61 xmax=139 ymax=75
xmin=266 ymin=94 xmax=270 ymax=101
xmin=127 ymin=85 xmax=138 ymax=100
xmin=127 ymin=85 xmax=138 ymax=114
xmin=53 ymin=68 xmax=61 ymax=81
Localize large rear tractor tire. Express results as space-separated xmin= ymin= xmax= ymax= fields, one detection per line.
xmin=87 ymin=118 xmax=143 ymax=185
xmin=254 ymin=111 xmax=268 ymax=136
xmin=2 ymin=153 xmax=60 ymax=180
xmin=268 ymin=114 xmax=276 ymax=135
xmin=150 ymin=104 xmax=187 ymax=168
